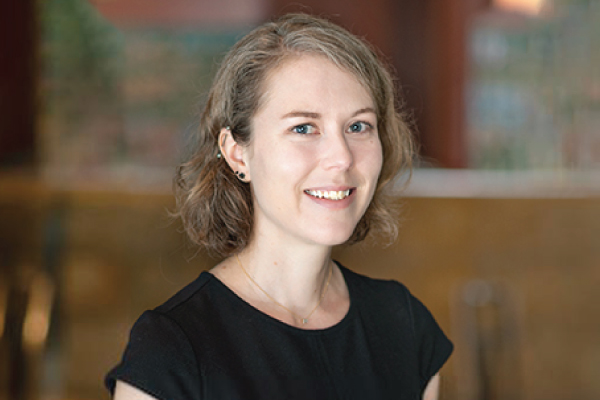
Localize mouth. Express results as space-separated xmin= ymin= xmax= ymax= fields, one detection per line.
xmin=304 ymin=189 xmax=354 ymax=201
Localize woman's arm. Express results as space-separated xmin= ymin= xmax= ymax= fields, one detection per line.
xmin=422 ymin=374 xmax=440 ymax=400
xmin=113 ymin=380 xmax=159 ymax=400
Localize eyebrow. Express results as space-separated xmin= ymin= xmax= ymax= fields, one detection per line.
xmin=282 ymin=111 xmax=321 ymax=119
xmin=281 ymin=107 xmax=376 ymax=120
xmin=352 ymin=107 xmax=376 ymax=117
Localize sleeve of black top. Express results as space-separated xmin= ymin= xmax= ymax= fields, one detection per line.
xmin=404 ymin=288 xmax=454 ymax=393
xmin=105 ymin=310 xmax=201 ymax=400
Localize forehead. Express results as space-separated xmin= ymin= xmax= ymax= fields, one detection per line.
xmin=256 ymin=55 xmax=375 ymax=114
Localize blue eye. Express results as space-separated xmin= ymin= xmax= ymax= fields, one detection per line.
xmin=347 ymin=121 xmax=372 ymax=133
xmin=292 ymin=124 xmax=317 ymax=135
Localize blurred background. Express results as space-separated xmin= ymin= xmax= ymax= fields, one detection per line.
xmin=1 ymin=0 xmax=599 ymax=399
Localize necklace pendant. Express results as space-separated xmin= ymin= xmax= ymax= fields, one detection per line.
xmin=302 ymin=318 xmax=308 ymax=324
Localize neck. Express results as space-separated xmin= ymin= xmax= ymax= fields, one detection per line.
xmin=236 ymin=238 xmax=334 ymax=313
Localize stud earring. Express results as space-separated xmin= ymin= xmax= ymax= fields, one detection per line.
xmin=235 ymin=171 xmax=246 ymax=180
xmin=217 ymin=152 xmax=222 ymax=159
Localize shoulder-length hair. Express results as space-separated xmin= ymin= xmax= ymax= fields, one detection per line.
xmin=174 ymin=13 xmax=415 ymax=257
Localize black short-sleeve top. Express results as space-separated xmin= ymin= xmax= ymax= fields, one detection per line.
xmin=105 ymin=263 xmax=453 ymax=400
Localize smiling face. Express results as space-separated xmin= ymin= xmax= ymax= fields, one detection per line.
xmin=241 ymin=55 xmax=383 ymax=248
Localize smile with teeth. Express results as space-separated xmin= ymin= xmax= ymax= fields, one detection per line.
xmin=305 ymin=189 xmax=352 ymax=200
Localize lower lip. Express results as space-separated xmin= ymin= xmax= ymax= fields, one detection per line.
xmin=304 ymin=190 xmax=356 ymax=209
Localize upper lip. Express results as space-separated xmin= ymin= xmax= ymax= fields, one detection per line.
xmin=304 ymin=186 xmax=355 ymax=192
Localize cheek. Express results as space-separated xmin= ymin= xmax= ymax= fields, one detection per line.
xmin=356 ymin=140 xmax=383 ymax=178
xmin=249 ymin=142 xmax=314 ymax=185
xmin=279 ymin=145 xmax=315 ymax=172
xmin=373 ymin=142 xmax=384 ymax=175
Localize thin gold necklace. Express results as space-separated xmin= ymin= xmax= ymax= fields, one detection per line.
xmin=235 ymin=254 xmax=333 ymax=325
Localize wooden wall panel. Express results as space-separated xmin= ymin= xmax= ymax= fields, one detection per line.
xmin=1 ymin=177 xmax=599 ymax=399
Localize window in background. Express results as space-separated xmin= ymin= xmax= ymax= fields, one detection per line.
xmin=39 ymin=0 xmax=259 ymax=189
xmin=467 ymin=0 xmax=600 ymax=171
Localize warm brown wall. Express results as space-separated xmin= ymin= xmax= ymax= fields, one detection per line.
xmin=1 ymin=181 xmax=598 ymax=399
xmin=336 ymin=197 xmax=600 ymax=400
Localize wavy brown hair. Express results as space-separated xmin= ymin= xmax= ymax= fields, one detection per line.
xmin=174 ymin=13 xmax=415 ymax=257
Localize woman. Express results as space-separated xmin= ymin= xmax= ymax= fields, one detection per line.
xmin=106 ymin=13 xmax=452 ymax=400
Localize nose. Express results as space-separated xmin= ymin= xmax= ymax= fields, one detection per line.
xmin=321 ymin=130 xmax=353 ymax=171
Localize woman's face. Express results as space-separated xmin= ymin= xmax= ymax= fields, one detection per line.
xmin=242 ymin=55 xmax=383 ymax=248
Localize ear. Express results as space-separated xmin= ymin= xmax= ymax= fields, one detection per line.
xmin=219 ymin=127 xmax=250 ymax=182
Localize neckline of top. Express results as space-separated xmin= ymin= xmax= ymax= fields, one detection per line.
xmin=202 ymin=261 xmax=356 ymax=335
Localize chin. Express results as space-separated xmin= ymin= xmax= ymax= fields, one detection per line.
xmin=307 ymin=227 xmax=357 ymax=247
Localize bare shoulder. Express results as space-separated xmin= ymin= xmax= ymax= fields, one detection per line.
xmin=113 ymin=380 xmax=159 ymax=400
xmin=208 ymin=257 xmax=246 ymax=293
xmin=208 ymin=257 xmax=235 ymax=282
